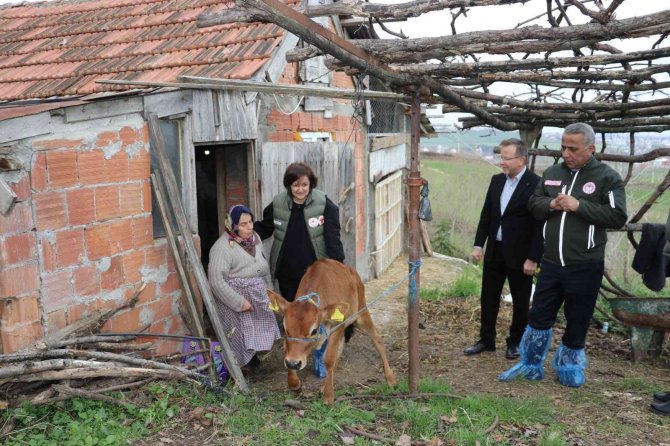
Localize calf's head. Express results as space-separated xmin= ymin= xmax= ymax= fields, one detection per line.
xmin=267 ymin=290 xmax=349 ymax=371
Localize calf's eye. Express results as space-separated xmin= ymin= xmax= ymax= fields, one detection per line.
xmin=310 ymin=328 xmax=318 ymax=336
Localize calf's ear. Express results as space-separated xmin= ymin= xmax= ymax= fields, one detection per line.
xmin=321 ymin=302 xmax=350 ymax=322
xmin=267 ymin=289 xmax=289 ymax=314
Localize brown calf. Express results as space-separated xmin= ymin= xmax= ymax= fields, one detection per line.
xmin=267 ymin=259 xmax=396 ymax=404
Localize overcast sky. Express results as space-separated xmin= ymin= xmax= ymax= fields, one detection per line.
xmin=2 ymin=0 xmax=668 ymax=129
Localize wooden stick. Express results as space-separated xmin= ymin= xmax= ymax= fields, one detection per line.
xmin=420 ymin=221 xmax=433 ymax=257
xmin=0 ymin=359 xmax=113 ymax=378
xmin=58 ymin=349 xmax=203 ymax=379
xmin=52 ymin=385 xmax=135 ymax=408
xmin=9 ymin=366 xmax=186 ymax=382
xmin=147 ymin=114 xmax=247 ymax=393
xmin=335 ymin=392 xmax=463 ymax=402
xmin=343 ymin=425 xmax=394 ymax=444
xmin=85 ymin=342 xmax=153 ymax=351
xmin=484 ymin=415 xmax=499 ymax=435
xmin=151 ymin=172 xmax=206 ymax=338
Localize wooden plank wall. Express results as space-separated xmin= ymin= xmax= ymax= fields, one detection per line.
xmin=374 ymin=170 xmax=403 ymax=276
xmin=192 ymin=90 xmax=258 ymax=143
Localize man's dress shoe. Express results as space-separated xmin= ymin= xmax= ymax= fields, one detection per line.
xmin=464 ymin=342 xmax=495 ymax=355
xmin=505 ymin=344 xmax=520 ymax=359
xmin=653 ymin=392 xmax=670 ymax=403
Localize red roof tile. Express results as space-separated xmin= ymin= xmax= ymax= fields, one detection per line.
xmin=0 ymin=0 xmax=294 ymax=101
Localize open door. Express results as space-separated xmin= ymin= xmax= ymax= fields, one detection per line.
xmin=195 ymin=142 xmax=252 ymax=270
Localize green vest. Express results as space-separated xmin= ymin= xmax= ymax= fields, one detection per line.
xmin=270 ymin=189 xmax=329 ymax=275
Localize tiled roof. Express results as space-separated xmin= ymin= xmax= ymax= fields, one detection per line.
xmin=0 ymin=0 xmax=291 ymax=101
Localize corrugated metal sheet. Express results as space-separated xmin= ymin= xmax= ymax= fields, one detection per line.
xmin=0 ymin=0 xmax=294 ymax=101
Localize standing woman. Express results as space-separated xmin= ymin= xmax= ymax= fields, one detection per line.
xmin=208 ymin=205 xmax=281 ymax=370
xmin=255 ymin=162 xmax=345 ymax=377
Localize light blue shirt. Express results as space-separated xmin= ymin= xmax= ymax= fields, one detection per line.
xmin=496 ymin=166 xmax=526 ymax=241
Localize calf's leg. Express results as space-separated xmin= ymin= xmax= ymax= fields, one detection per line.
xmin=355 ymin=310 xmax=396 ymax=387
xmin=321 ymin=329 xmax=345 ymax=404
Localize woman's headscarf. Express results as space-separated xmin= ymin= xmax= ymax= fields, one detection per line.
xmin=225 ymin=204 xmax=257 ymax=256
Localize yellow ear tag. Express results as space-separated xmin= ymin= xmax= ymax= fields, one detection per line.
xmin=268 ymin=301 xmax=280 ymax=312
xmin=330 ymin=308 xmax=345 ymax=322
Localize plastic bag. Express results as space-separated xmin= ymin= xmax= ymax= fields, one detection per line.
xmin=181 ymin=338 xmax=228 ymax=386
xmin=418 ymin=182 xmax=433 ymax=221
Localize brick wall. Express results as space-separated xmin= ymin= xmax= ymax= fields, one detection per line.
xmin=0 ymin=120 xmax=185 ymax=354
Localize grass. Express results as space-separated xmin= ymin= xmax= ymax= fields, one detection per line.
xmin=614 ymin=377 xmax=659 ymax=394
xmin=2 ymin=383 xmax=182 ymax=446
xmin=2 ymin=379 xmax=569 ymax=445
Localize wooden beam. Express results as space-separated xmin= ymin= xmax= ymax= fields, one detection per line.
xmin=147 ymin=114 xmax=248 ymax=393
xmin=258 ymin=0 xmax=387 ymax=69
xmin=286 ymin=11 xmax=670 ymax=62
xmin=96 ymin=78 xmax=408 ymax=102
xmin=370 ymin=134 xmax=411 ymax=152
xmin=150 ymin=172 xmax=211 ymax=374
xmin=197 ymin=0 xmax=528 ymax=26
xmin=198 ymin=0 xmax=518 ymax=131
xmin=393 ymin=46 xmax=670 ymax=77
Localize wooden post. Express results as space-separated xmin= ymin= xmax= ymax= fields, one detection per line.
xmin=147 ymin=114 xmax=248 ymax=393
xmin=407 ymin=92 xmax=422 ymax=395
xmin=150 ymin=172 xmax=216 ymax=380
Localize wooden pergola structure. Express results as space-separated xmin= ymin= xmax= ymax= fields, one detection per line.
xmin=189 ymin=0 xmax=670 ymax=394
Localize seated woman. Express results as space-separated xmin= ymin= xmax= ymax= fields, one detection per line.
xmin=208 ymin=204 xmax=281 ymax=370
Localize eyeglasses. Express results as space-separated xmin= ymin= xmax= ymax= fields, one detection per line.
xmin=500 ymin=155 xmax=523 ymax=161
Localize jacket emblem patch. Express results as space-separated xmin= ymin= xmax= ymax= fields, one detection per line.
xmin=544 ymin=180 xmax=562 ymax=186
xmin=308 ymin=216 xmax=325 ymax=228
xmin=582 ymin=182 xmax=596 ymax=194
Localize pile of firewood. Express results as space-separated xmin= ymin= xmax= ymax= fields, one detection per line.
xmin=0 ymin=286 xmax=211 ymax=410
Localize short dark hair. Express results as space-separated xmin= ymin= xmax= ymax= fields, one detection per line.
xmin=499 ymin=138 xmax=528 ymax=158
xmin=283 ymin=162 xmax=318 ymax=190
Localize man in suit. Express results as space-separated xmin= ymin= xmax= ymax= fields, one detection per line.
xmin=464 ymin=138 xmax=544 ymax=359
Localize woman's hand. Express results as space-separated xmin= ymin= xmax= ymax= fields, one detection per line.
xmin=241 ymin=299 xmax=254 ymax=312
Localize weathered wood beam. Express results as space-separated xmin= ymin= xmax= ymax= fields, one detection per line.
xmin=178 ymin=76 xmax=409 ymax=101
xmin=461 ymin=115 xmax=670 ymax=128
xmin=444 ymin=104 xmax=670 ymax=121
xmin=293 ymin=37 xmax=605 ymax=62
xmin=334 ymin=46 xmax=670 ymax=76
xmin=197 ymin=0 xmax=528 ymax=26
xmin=199 ymin=0 xmax=517 ymax=130
xmin=525 ymin=147 xmax=670 ymax=163
xmin=444 ymin=87 xmax=670 ymax=112
xmin=97 ymin=78 xmax=408 ymax=101
xmin=511 ymin=79 xmax=670 ymax=92
xmin=286 ymin=11 xmax=670 ymax=62
xmin=460 ymin=116 xmax=670 ymax=133
xmin=420 ymin=64 xmax=670 ymax=83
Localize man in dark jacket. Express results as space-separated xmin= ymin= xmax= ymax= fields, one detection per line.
xmin=465 ymin=139 xmax=543 ymax=360
xmin=500 ymin=123 xmax=627 ymax=388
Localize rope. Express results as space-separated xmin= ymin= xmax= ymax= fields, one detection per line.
xmin=322 ymin=259 xmax=422 ymax=339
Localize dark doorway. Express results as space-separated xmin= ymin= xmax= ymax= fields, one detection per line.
xmin=195 ymin=143 xmax=250 ymax=271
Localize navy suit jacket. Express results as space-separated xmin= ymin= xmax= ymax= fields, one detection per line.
xmin=474 ymin=169 xmax=544 ymax=269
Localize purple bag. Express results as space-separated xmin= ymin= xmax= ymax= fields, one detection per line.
xmin=181 ymin=338 xmax=206 ymax=367
xmin=210 ymin=341 xmax=229 ymax=386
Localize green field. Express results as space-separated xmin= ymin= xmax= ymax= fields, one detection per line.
xmin=421 ymin=153 xmax=670 ymax=295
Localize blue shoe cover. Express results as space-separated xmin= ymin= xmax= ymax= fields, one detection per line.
xmin=552 ymin=344 xmax=587 ymax=387
xmin=498 ymin=326 xmax=552 ymax=382
xmin=313 ymin=340 xmax=328 ymax=379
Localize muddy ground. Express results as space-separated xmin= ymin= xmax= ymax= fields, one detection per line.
xmin=140 ymin=255 xmax=670 ymax=445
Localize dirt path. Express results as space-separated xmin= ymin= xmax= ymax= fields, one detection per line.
xmin=250 ymin=255 xmax=670 ymax=445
